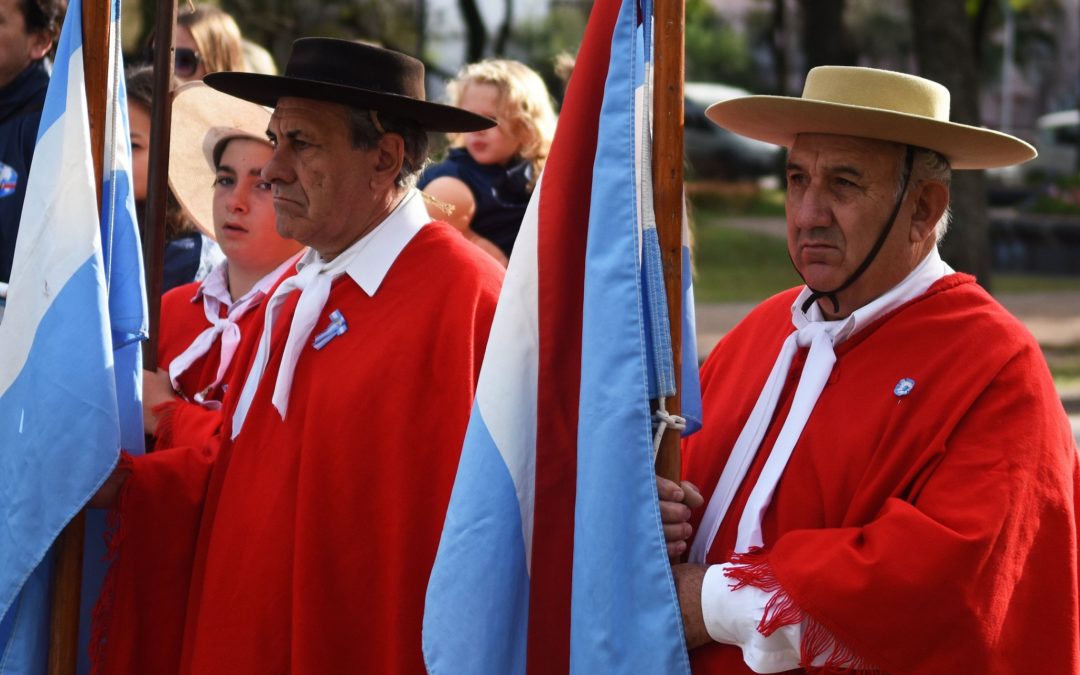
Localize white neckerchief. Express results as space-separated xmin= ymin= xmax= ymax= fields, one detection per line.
xmin=168 ymin=251 xmax=306 ymax=406
xmin=689 ymin=249 xmax=952 ymax=562
xmin=230 ymin=189 xmax=428 ymax=438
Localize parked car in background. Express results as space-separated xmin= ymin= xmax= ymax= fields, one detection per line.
xmin=1029 ymin=109 xmax=1079 ymax=179
xmin=684 ymin=81 xmax=783 ymax=181
xmin=991 ymin=109 xmax=1079 ymax=190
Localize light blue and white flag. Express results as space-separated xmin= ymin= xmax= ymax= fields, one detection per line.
xmin=0 ymin=0 xmax=146 ymax=670
xmin=423 ymin=0 xmax=699 ymax=672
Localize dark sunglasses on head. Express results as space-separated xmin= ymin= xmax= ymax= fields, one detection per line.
xmin=143 ymin=43 xmax=202 ymax=78
xmin=173 ymin=47 xmax=201 ymax=77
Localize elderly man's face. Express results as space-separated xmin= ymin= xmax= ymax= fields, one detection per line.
xmin=785 ymin=133 xmax=922 ymax=317
xmin=263 ymin=97 xmax=386 ymax=258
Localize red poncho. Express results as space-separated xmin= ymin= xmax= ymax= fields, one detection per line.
xmin=93 ymin=222 xmax=503 ymax=674
xmin=683 ymin=274 xmax=1079 ymax=674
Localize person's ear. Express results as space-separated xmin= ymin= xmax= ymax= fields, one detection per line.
xmin=370 ymin=133 xmax=405 ymax=190
xmin=27 ymin=30 xmax=54 ymax=62
xmin=909 ymin=180 xmax=948 ymax=244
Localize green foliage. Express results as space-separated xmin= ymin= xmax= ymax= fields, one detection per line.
xmin=1030 ymin=195 xmax=1080 ymax=215
xmin=688 ymin=192 xmax=797 ymax=302
xmin=510 ymin=7 xmax=590 ymax=105
xmin=684 ymin=0 xmax=754 ymax=87
xmin=689 ymin=188 xmax=786 ymax=217
xmin=847 ymin=2 xmax=911 ymax=66
xmin=691 ymin=223 xmax=799 ymax=302
xmin=1028 ymin=174 xmax=1080 ymax=214
xmin=217 ymin=0 xmax=421 ymax=65
xmin=995 ymin=274 xmax=1080 ymax=292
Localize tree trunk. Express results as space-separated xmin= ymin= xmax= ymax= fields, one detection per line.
xmin=458 ymin=0 xmax=486 ymax=62
xmin=768 ymin=0 xmax=789 ymax=95
xmin=493 ymin=0 xmax=513 ymax=56
xmin=801 ymin=0 xmax=857 ymax=69
xmin=911 ymin=0 xmax=993 ymax=289
xmin=416 ymin=0 xmax=427 ymax=57
xmin=970 ymin=0 xmax=994 ymax=65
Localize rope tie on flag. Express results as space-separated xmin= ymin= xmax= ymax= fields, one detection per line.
xmin=652 ymin=398 xmax=686 ymax=459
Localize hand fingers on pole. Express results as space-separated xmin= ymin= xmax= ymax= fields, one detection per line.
xmin=667 ymin=538 xmax=688 ymax=559
xmin=656 ymin=474 xmax=685 ymax=503
xmin=680 ymin=480 xmax=705 ymax=509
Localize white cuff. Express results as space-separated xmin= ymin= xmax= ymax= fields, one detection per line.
xmin=700 ymin=563 xmax=803 ymax=674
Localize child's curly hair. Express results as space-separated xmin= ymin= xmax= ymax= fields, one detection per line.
xmin=446 ymin=59 xmax=557 ymax=191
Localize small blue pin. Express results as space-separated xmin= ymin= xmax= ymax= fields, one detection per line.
xmin=893 ymin=377 xmax=915 ymax=397
xmin=313 ymin=309 xmax=348 ymax=350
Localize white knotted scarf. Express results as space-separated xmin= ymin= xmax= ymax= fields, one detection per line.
xmin=689 ymin=248 xmax=951 ymax=562
xmin=230 ymin=189 xmax=428 ymax=438
xmin=168 ymin=252 xmax=305 ymax=406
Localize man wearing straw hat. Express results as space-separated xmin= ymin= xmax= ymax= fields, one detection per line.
xmin=663 ymin=66 xmax=1079 ymax=673
xmin=90 ymin=39 xmax=504 ymax=674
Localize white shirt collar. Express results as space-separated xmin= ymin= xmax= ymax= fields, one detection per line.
xmin=294 ymin=188 xmax=428 ymax=296
xmin=792 ymin=247 xmax=953 ymax=338
xmin=192 ymin=250 xmax=307 ymax=310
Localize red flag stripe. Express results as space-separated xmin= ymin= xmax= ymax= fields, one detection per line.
xmin=529 ymin=0 xmax=622 ymax=672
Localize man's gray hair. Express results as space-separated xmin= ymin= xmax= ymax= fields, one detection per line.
xmin=900 ymin=146 xmax=953 ymax=243
xmin=345 ymin=107 xmax=430 ymax=189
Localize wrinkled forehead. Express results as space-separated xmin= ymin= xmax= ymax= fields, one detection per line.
xmin=268 ymin=97 xmax=351 ymax=135
xmin=789 ymin=133 xmax=906 ymax=173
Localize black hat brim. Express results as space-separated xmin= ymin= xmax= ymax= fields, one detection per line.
xmin=204 ymin=72 xmax=495 ymax=133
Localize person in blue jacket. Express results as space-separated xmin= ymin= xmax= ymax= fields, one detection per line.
xmin=0 ymin=0 xmax=66 ymax=285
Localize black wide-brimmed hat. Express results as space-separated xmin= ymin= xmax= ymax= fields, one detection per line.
xmin=204 ymin=38 xmax=495 ymax=133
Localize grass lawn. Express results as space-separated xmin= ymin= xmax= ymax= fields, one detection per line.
xmin=691 ymin=223 xmax=1080 ymax=301
xmin=692 ymin=225 xmax=800 ymax=302
xmin=688 ymin=188 xmax=1080 ymax=301
xmin=994 ymin=275 xmax=1080 ymax=293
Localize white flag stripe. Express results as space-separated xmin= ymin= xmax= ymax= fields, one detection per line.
xmin=474 ymin=178 xmax=542 ymax=574
xmin=0 ymin=45 xmax=99 ymax=392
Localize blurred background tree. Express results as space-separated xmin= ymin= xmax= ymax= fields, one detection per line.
xmin=119 ymin=0 xmax=1080 ymax=288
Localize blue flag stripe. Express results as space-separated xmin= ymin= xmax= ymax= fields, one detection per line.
xmin=569 ymin=0 xmax=690 ymax=670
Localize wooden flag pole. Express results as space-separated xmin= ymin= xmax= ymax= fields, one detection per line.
xmin=46 ymin=1 xmax=110 ymax=672
xmin=653 ymin=0 xmax=686 ymax=482
xmin=142 ymin=0 xmax=178 ymax=371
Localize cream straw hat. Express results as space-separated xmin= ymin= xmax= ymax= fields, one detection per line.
xmin=705 ymin=66 xmax=1036 ymax=170
xmin=169 ymin=81 xmax=272 ymax=237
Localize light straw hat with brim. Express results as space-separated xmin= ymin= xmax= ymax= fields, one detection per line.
xmin=169 ymin=81 xmax=272 ymax=238
xmin=705 ymin=66 xmax=1036 ymax=170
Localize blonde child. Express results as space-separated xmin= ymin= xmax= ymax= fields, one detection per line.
xmin=420 ymin=59 xmax=556 ymax=266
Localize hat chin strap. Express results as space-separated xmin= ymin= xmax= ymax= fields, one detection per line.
xmin=798 ymin=145 xmax=916 ymax=316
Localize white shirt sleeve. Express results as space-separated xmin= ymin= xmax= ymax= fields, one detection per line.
xmin=700 ymin=563 xmax=803 ymax=674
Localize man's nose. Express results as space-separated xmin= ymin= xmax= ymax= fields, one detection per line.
xmin=262 ymin=148 xmax=294 ymax=184
xmin=789 ymin=185 xmax=831 ymax=231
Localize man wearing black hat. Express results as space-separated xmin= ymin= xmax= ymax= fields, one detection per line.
xmin=91 ymin=39 xmax=504 ymax=674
